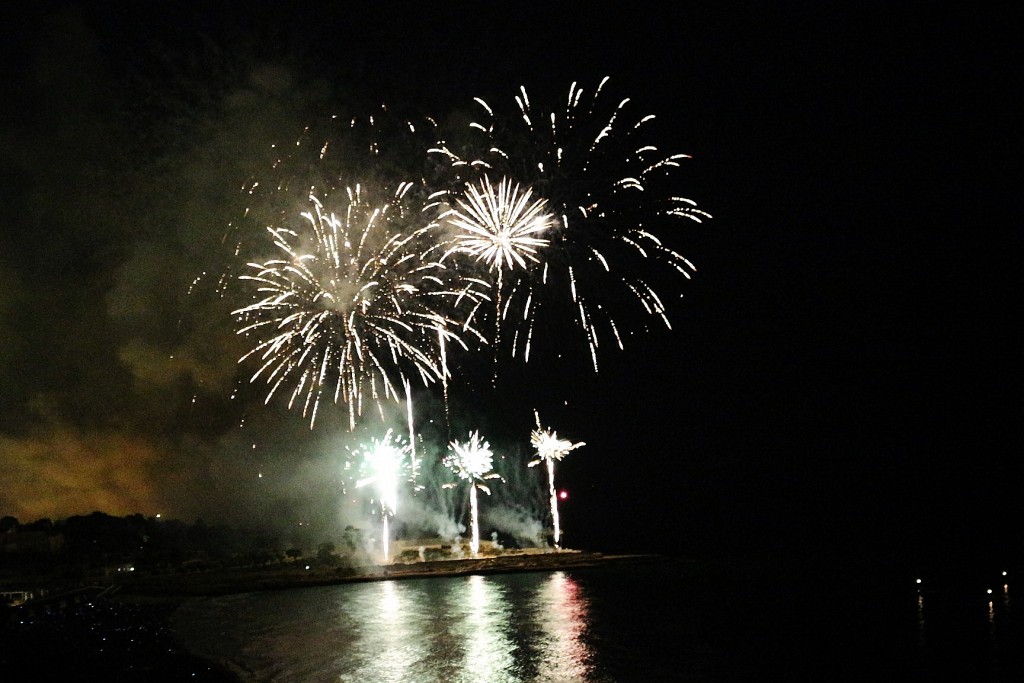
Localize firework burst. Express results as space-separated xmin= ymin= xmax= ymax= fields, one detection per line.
xmin=529 ymin=411 xmax=585 ymax=548
xmin=349 ymin=428 xmax=416 ymax=562
xmin=443 ymin=430 xmax=503 ymax=556
xmin=437 ymin=175 xmax=555 ymax=358
xmin=432 ymin=78 xmax=709 ymax=369
xmin=232 ymin=185 xmax=484 ymax=430
xmin=442 ymin=175 xmax=554 ymax=272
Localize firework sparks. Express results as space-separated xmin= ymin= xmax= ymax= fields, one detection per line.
xmin=232 ymin=186 xmax=483 ymax=430
xmin=443 ymin=431 xmax=503 ymax=556
xmin=351 ymin=428 xmax=415 ymax=562
xmin=433 ymin=79 xmax=709 ymax=369
xmin=438 ymin=175 xmax=555 ymax=364
xmin=529 ymin=412 xmax=585 ymax=548
xmin=217 ymin=90 xmax=706 ymax=561
xmin=442 ymin=175 xmax=554 ymax=272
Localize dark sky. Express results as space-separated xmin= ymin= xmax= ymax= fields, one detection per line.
xmin=1 ymin=2 xmax=1017 ymax=562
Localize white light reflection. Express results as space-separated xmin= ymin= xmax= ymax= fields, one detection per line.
xmin=176 ymin=573 xmax=604 ymax=681
xmin=336 ymin=580 xmax=424 ymax=683
xmin=532 ymin=571 xmax=595 ymax=680
xmin=456 ymin=574 xmax=517 ymax=682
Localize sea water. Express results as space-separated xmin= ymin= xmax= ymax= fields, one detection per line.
xmin=171 ymin=558 xmax=1021 ymax=681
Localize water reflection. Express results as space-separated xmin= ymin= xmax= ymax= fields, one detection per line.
xmin=338 ymin=573 xmax=594 ymax=682
xmin=175 ymin=571 xmax=600 ymax=682
xmin=334 ymin=580 xmax=428 ymax=682
xmin=454 ymin=575 xmax=516 ymax=682
xmin=169 ymin=562 xmax=1021 ymax=681
xmin=531 ymin=571 xmax=595 ymax=681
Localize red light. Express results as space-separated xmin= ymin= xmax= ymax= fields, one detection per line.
xmin=559 ymin=490 xmax=568 ymax=500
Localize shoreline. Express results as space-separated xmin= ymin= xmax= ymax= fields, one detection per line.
xmin=116 ymin=548 xmax=673 ymax=599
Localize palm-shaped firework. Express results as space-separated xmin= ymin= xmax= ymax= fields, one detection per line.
xmin=233 ymin=185 xmax=485 ymax=430
xmin=433 ymin=79 xmax=709 ymax=369
xmin=443 ymin=431 xmax=503 ymax=556
xmin=529 ymin=411 xmax=585 ymax=548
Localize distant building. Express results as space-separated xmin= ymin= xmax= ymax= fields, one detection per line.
xmin=0 ymin=590 xmax=35 ymax=607
xmin=391 ymin=537 xmax=501 ymax=562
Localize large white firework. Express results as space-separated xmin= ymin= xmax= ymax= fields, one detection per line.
xmin=232 ymin=185 xmax=484 ymax=430
xmin=529 ymin=412 xmax=585 ymax=548
xmin=432 ymin=78 xmax=710 ymax=369
xmin=443 ymin=431 xmax=503 ymax=556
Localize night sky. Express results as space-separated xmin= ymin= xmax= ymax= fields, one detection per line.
xmin=1 ymin=2 xmax=1017 ymax=563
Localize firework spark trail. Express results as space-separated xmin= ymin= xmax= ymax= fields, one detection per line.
xmin=351 ymin=428 xmax=415 ymax=562
xmin=232 ymin=186 xmax=486 ymax=430
xmin=443 ymin=431 xmax=503 ymax=556
xmin=529 ymin=411 xmax=585 ymax=548
xmin=432 ymin=78 xmax=709 ymax=370
xmin=404 ymin=378 xmax=418 ymax=480
xmin=437 ymin=175 xmax=556 ymax=369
